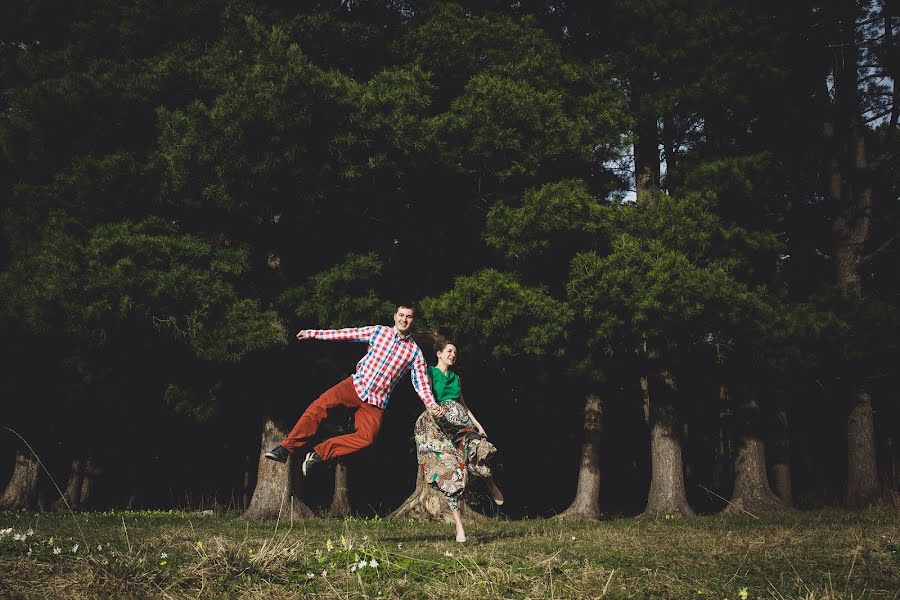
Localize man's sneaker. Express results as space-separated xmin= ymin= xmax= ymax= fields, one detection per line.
xmin=302 ymin=451 xmax=322 ymax=476
xmin=264 ymin=445 xmax=289 ymax=463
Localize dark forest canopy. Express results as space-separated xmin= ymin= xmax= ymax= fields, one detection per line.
xmin=0 ymin=0 xmax=897 ymax=518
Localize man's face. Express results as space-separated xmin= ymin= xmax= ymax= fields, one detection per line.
xmin=394 ymin=307 xmax=415 ymax=334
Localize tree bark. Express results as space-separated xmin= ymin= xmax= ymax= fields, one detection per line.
xmin=826 ymin=0 xmax=880 ymax=507
xmin=328 ymin=461 xmax=351 ymax=518
xmin=54 ymin=458 xmax=86 ymax=511
xmin=0 ymin=449 xmax=40 ymax=511
xmin=243 ymin=417 xmax=312 ymax=520
xmin=389 ymin=465 xmax=488 ymax=524
xmin=769 ymin=409 xmax=793 ymax=506
xmin=640 ymin=371 xmax=694 ymax=519
xmin=555 ymin=392 xmax=603 ymax=521
xmin=722 ymin=390 xmax=791 ymax=517
xmin=847 ymin=387 xmax=879 ymax=506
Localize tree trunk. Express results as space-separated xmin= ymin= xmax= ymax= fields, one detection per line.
xmin=634 ymin=113 xmax=659 ymax=202
xmin=769 ymin=409 xmax=793 ymax=505
xmin=243 ymin=417 xmax=312 ymax=520
xmin=328 ymin=461 xmax=351 ymax=518
xmin=722 ymin=391 xmax=791 ymax=517
xmin=555 ymin=392 xmax=603 ymax=521
xmin=826 ymin=0 xmax=879 ymax=507
xmin=54 ymin=458 xmax=86 ymax=511
xmin=640 ymin=371 xmax=694 ymax=519
xmin=847 ymin=387 xmax=879 ymax=506
xmin=389 ymin=465 xmax=488 ymax=524
xmin=662 ymin=110 xmax=677 ymax=191
xmin=0 ymin=449 xmax=40 ymax=510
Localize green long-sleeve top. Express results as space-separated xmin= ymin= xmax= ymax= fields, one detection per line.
xmin=428 ymin=366 xmax=461 ymax=404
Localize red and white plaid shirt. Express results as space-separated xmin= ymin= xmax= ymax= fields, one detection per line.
xmin=302 ymin=325 xmax=438 ymax=410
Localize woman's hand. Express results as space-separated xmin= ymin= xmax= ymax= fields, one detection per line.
xmin=476 ymin=424 xmax=487 ymax=437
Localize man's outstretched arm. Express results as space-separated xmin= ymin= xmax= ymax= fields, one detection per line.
xmin=296 ymin=326 xmax=378 ymax=343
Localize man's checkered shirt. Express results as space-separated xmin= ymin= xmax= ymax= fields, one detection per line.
xmin=301 ymin=325 xmax=438 ymax=410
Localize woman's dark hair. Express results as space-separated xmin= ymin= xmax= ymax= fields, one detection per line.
xmin=418 ymin=330 xmax=453 ymax=354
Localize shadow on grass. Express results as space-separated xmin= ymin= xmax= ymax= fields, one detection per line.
xmin=379 ymin=530 xmax=528 ymax=544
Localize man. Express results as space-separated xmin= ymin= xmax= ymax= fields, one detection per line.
xmin=265 ymin=303 xmax=446 ymax=475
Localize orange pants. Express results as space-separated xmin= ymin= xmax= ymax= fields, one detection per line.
xmin=281 ymin=377 xmax=383 ymax=461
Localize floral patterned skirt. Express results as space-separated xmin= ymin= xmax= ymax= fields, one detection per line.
xmin=414 ymin=400 xmax=497 ymax=510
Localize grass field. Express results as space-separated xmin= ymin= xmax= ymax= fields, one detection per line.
xmin=0 ymin=507 xmax=897 ymax=599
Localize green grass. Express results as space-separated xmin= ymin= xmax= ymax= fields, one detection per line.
xmin=0 ymin=508 xmax=897 ymax=599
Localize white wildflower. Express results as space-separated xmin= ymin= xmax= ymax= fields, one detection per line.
xmin=368 ymin=558 xmax=378 ymax=568
xmin=444 ymin=550 xmax=453 ymax=557
xmin=160 ymin=552 xmax=168 ymax=559
xmin=13 ymin=533 xmax=26 ymax=542
xmin=397 ymin=542 xmax=403 ymax=549
xmin=71 ymin=543 xmax=79 ymax=553
xmin=25 ymin=529 xmax=34 ymax=536
xmin=97 ymin=544 xmax=103 ymax=551
xmin=321 ymin=569 xmax=328 ymax=577
xmin=306 ymin=572 xmax=315 ymax=580
xmin=53 ymin=547 xmax=61 ymax=555
xmin=0 ymin=527 xmax=12 ymax=536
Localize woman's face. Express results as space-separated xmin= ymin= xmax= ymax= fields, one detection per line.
xmin=437 ymin=344 xmax=457 ymax=366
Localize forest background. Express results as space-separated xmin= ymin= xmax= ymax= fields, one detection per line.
xmin=1 ymin=0 xmax=898 ymax=522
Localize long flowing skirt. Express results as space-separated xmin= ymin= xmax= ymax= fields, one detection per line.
xmin=414 ymin=400 xmax=496 ymax=507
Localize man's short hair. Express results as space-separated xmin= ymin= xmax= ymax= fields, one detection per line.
xmin=395 ymin=302 xmax=416 ymax=314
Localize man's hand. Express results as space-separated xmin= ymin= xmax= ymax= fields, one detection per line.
xmin=295 ymin=329 xmax=310 ymax=340
xmin=428 ymin=403 xmax=446 ymax=418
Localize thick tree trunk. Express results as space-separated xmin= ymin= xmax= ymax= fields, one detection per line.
xmin=389 ymin=465 xmax=488 ymax=524
xmin=722 ymin=391 xmax=791 ymax=517
xmin=54 ymin=458 xmax=86 ymax=511
xmin=826 ymin=0 xmax=879 ymax=507
xmin=0 ymin=449 xmax=40 ymax=510
xmin=328 ymin=461 xmax=351 ymax=518
xmin=847 ymin=387 xmax=879 ymax=506
xmin=555 ymin=392 xmax=603 ymax=521
xmin=243 ymin=417 xmax=312 ymax=520
xmin=769 ymin=409 xmax=793 ymax=505
xmin=640 ymin=372 xmax=694 ymax=519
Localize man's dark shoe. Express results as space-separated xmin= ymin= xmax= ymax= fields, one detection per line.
xmin=264 ymin=445 xmax=289 ymax=463
xmin=302 ymin=451 xmax=322 ymax=476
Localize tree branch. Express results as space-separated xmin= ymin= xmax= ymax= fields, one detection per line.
xmin=860 ymin=233 xmax=899 ymax=265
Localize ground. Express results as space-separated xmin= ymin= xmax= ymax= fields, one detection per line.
xmin=0 ymin=508 xmax=897 ymax=598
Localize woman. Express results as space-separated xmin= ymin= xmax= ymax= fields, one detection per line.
xmin=414 ymin=332 xmax=504 ymax=542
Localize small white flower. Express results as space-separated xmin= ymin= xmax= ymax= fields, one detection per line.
xmin=160 ymin=552 xmax=168 ymax=559
xmin=71 ymin=543 xmax=79 ymax=553
xmin=97 ymin=544 xmax=103 ymax=551
xmin=306 ymin=572 xmax=315 ymax=580
xmin=53 ymin=547 xmax=61 ymax=555
xmin=321 ymin=569 xmax=328 ymax=577
xmin=571 ymin=536 xmax=576 ymax=541
xmin=357 ymin=559 xmax=367 ymax=569
xmin=13 ymin=533 xmax=25 ymax=542
xmin=444 ymin=550 xmax=453 ymax=557
xmin=25 ymin=529 xmax=34 ymax=536
xmin=350 ymin=564 xmax=358 ymax=573
xmin=0 ymin=527 xmax=12 ymax=536
xmin=368 ymin=558 xmax=378 ymax=568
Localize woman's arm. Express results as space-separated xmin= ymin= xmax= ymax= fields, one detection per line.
xmin=460 ymin=393 xmax=486 ymax=436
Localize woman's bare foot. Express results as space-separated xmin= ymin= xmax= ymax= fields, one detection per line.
xmin=486 ymin=477 xmax=504 ymax=505
xmin=452 ymin=509 xmax=466 ymax=542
